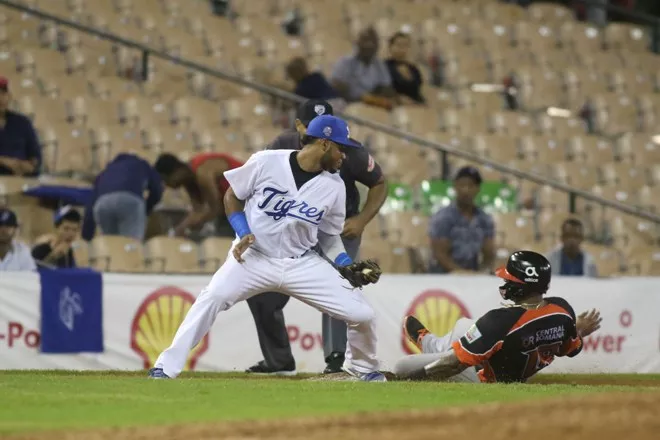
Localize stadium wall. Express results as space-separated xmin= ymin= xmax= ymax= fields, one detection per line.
xmin=0 ymin=273 xmax=658 ymax=374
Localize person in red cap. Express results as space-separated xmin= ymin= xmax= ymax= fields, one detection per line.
xmin=0 ymin=77 xmax=41 ymax=176
xmin=154 ymin=152 xmax=243 ymax=237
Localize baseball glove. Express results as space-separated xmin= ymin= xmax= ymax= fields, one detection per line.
xmin=338 ymin=259 xmax=382 ymax=289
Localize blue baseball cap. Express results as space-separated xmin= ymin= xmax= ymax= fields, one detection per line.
xmin=305 ymin=115 xmax=362 ymax=149
xmin=0 ymin=208 xmax=18 ymax=227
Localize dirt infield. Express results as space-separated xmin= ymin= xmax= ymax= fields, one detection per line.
xmin=9 ymin=391 xmax=660 ymax=440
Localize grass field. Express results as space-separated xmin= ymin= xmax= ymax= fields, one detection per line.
xmin=1 ymin=371 xmax=660 ymax=437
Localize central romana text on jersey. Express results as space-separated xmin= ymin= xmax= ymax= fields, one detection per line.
xmin=257 ymin=187 xmax=326 ymax=225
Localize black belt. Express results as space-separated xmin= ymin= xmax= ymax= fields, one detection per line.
xmin=289 ymin=249 xmax=310 ymax=259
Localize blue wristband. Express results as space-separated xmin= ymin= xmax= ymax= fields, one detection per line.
xmin=334 ymin=252 xmax=352 ymax=267
xmin=228 ymin=212 xmax=251 ymax=238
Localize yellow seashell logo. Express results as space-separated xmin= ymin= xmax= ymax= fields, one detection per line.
xmin=131 ymin=286 xmax=209 ymax=370
xmin=401 ymin=289 xmax=471 ymax=354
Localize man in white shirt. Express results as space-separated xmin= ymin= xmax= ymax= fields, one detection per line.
xmin=149 ymin=115 xmax=386 ymax=381
xmin=0 ymin=207 xmax=37 ymax=271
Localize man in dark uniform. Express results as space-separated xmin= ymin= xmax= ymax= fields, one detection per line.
xmin=245 ymin=99 xmax=388 ymax=375
xmin=394 ymin=250 xmax=603 ymax=383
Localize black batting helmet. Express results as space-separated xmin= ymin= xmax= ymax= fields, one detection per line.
xmin=495 ymin=250 xmax=551 ymax=301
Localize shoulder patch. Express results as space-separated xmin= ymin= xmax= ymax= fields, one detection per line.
xmin=464 ymin=324 xmax=482 ymax=343
xmin=367 ymin=154 xmax=375 ymax=172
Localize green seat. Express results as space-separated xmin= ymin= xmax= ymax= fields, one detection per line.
xmin=420 ymin=180 xmax=518 ymax=215
xmin=478 ymin=181 xmax=517 ymax=214
xmin=382 ymin=182 xmax=414 ymax=213
xmin=419 ymin=180 xmax=453 ymax=216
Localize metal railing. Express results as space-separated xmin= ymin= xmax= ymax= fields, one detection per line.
xmin=1 ymin=0 xmax=659 ymax=224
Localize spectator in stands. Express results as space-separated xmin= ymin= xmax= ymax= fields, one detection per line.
xmin=286 ymin=57 xmax=344 ymax=107
xmin=0 ymin=77 xmax=41 ymax=176
xmin=32 ymin=206 xmax=81 ymax=269
xmin=546 ymin=218 xmax=598 ymax=277
xmin=154 ymin=152 xmax=243 ymax=237
xmin=385 ymin=31 xmax=425 ymax=105
xmin=330 ymin=27 xmax=397 ymax=110
xmin=82 ymin=153 xmax=163 ymax=242
xmin=0 ymin=208 xmax=36 ymax=271
xmin=428 ymin=166 xmax=495 ymax=274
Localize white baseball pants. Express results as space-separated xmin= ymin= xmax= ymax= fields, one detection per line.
xmin=395 ymin=317 xmax=480 ymax=383
xmin=155 ymin=247 xmax=379 ymax=378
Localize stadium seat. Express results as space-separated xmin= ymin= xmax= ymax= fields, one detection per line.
xmin=2 ymin=0 xmax=657 ymax=272
xmin=581 ymin=243 xmax=623 ymax=277
xmin=89 ymin=236 xmax=148 ymax=272
xmin=628 ymin=247 xmax=660 ymax=275
xmin=603 ymin=22 xmax=650 ymax=53
xmin=199 ymin=236 xmax=235 ymax=273
xmin=39 ymin=124 xmax=94 ymax=174
xmin=145 ymin=236 xmax=201 ymax=273
xmin=359 ymin=240 xmax=415 ymax=274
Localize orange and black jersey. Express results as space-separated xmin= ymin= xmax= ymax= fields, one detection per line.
xmin=451 ymin=297 xmax=583 ymax=383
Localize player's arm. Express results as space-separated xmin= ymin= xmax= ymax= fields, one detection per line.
xmin=559 ymin=308 xmax=602 ymax=358
xmin=343 ymin=151 xmax=387 ymax=238
xmin=420 ymin=350 xmax=467 ymax=380
xmin=222 ymin=153 xmax=264 ymax=260
xmin=318 ymin=182 xmax=351 ymax=266
xmin=223 ymin=186 xmax=244 ymax=217
xmin=174 ymin=165 xmax=221 ymax=234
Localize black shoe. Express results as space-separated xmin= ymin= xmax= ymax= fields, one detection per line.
xmin=403 ymin=315 xmax=430 ymax=351
xmin=245 ymin=360 xmax=297 ymax=376
xmin=323 ymin=352 xmax=345 ymax=374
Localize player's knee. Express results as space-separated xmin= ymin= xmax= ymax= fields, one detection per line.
xmin=347 ymin=303 xmax=375 ymax=325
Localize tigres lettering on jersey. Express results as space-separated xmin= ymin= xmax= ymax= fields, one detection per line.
xmin=223 ymin=150 xmax=345 ymax=259
xmin=451 ymin=297 xmax=582 ymax=383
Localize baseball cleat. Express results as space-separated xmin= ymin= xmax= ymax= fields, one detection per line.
xmin=148 ymin=368 xmax=170 ymax=379
xmin=342 ymin=366 xmax=388 ymax=382
xmin=323 ymin=352 xmax=345 ymax=374
xmin=404 ymin=315 xmax=430 ymax=351
xmin=245 ymin=360 xmax=297 ymax=376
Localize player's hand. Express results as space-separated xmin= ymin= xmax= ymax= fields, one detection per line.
xmin=50 ymin=240 xmax=71 ymax=257
xmin=0 ymin=157 xmax=22 ymax=174
xmin=576 ymin=309 xmax=602 ymax=338
xmin=233 ymin=234 xmax=255 ymax=263
xmin=342 ymin=217 xmax=365 ymax=239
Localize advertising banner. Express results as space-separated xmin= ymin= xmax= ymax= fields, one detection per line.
xmin=1 ymin=273 xmax=659 ymax=374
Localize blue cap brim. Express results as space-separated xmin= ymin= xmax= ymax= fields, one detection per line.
xmin=335 ymin=138 xmax=362 ymax=149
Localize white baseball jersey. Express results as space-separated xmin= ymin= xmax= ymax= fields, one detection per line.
xmin=223 ymin=150 xmax=346 ymax=259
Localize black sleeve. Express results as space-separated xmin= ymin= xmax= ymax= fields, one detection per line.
xmin=264 ymin=132 xmax=300 ymax=151
xmin=68 ymin=249 xmax=77 ymax=268
xmin=412 ymin=65 xmax=425 ymax=102
xmin=31 ymin=243 xmax=52 ymax=261
xmin=23 ymin=117 xmax=42 ymax=175
xmin=452 ymin=308 xmax=522 ymax=366
xmin=348 ymin=148 xmax=383 ymax=188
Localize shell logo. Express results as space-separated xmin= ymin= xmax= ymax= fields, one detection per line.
xmin=401 ymin=289 xmax=471 ymax=355
xmin=131 ymin=286 xmax=209 ymax=370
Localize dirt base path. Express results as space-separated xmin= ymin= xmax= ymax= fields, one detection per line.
xmin=8 ymin=392 xmax=660 ymax=440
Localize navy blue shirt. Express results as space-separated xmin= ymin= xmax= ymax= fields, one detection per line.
xmin=560 ymin=252 xmax=584 ymax=276
xmin=81 ymin=154 xmax=163 ymax=240
xmin=294 ymin=72 xmax=339 ymax=101
xmin=0 ymin=110 xmax=42 ymax=176
xmin=428 ymin=203 xmax=495 ymax=273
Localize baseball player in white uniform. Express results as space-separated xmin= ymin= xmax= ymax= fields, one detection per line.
xmin=149 ymin=115 xmax=386 ymax=381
